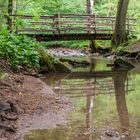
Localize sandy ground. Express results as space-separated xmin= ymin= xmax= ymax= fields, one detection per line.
xmin=0 ymin=73 xmax=72 ymax=140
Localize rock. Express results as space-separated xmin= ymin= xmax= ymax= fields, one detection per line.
xmin=0 ymin=102 xmax=11 ymax=113
xmin=0 ymin=101 xmax=18 ymax=123
xmin=59 ymin=58 xmax=90 ymax=67
xmin=125 ymin=40 xmax=140 ymax=54
xmin=54 ymin=60 xmax=71 ymax=73
xmin=114 ymin=59 xmax=134 ymax=70
xmin=107 ymin=59 xmax=134 ymax=70
xmin=105 ymin=129 xmax=119 ymax=137
xmin=0 ymin=123 xmax=16 ymax=133
xmin=7 ymin=101 xmax=17 ymax=113
xmin=0 ymin=101 xmax=17 ymax=114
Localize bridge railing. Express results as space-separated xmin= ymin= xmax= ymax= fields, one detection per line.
xmin=11 ymin=14 xmax=136 ymax=35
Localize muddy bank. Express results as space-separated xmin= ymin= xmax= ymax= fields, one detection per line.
xmin=0 ymin=73 xmax=72 ymax=140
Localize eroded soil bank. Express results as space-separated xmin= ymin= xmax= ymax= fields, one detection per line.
xmin=0 ymin=73 xmax=72 ymax=140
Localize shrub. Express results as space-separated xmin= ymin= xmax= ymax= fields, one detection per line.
xmin=0 ymin=29 xmax=40 ymax=69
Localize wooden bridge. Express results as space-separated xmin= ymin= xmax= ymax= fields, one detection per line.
xmin=11 ymin=13 xmax=136 ymax=41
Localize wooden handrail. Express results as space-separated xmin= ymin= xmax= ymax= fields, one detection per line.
xmin=10 ymin=14 xmax=136 ymax=19
xmin=10 ymin=13 xmax=136 ymax=35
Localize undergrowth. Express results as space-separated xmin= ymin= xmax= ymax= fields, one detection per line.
xmin=0 ymin=29 xmax=40 ymax=70
xmin=41 ymin=40 xmax=89 ymax=49
xmin=0 ymin=29 xmax=71 ymax=72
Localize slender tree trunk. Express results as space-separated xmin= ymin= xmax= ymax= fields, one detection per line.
xmin=112 ymin=0 xmax=129 ymax=48
xmin=86 ymin=0 xmax=94 ymax=33
xmin=7 ymin=0 xmax=13 ymax=31
xmin=7 ymin=0 xmax=16 ymax=31
xmin=86 ymin=0 xmax=97 ymax=53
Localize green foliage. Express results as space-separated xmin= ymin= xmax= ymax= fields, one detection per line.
xmin=0 ymin=29 xmax=40 ymax=69
xmin=0 ymin=0 xmax=8 ymax=29
xmin=1 ymin=0 xmax=140 ymax=50
xmin=17 ymin=0 xmax=86 ymax=15
xmin=42 ymin=40 xmax=89 ymax=49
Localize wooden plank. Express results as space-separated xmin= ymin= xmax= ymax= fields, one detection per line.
xmin=11 ymin=14 xmax=136 ymax=20
xmin=22 ymin=33 xmax=113 ymax=41
xmin=17 ymin=27 xmax=113 ymax=33
xmin=19 ymin=21 xmax=120 ymax=26
xmin=31 ymin=22 xmax=53 ymax=25
xmin=11 ymin=14 xmax=55 ymax=19
xmin=17 ymin=28 xmax=55 ymax=32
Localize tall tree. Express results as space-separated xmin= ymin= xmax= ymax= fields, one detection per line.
xmin=86 ymin=0 xmax=97 ymax=53
xmin=7 ymin=0 xmax=16 ymax=31
xmin=0 ymin=0 xmax=7 ymax=29
xmin=86 ymin=0 xmax=94 ymax=33
xmin=112 ymin=0 xmax=129 ymax=48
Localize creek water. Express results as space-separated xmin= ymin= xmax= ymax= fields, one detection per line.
xmin=25 ymin=56 xmax=140 ymax=140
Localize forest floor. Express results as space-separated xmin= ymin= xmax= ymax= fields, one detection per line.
xmin=0 ymin=72 xmax=72 ymax=140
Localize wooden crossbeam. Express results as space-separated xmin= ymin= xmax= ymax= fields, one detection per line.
xmin=22 ymin=33 xmax=113 ymax=41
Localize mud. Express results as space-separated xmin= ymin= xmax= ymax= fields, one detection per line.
xmin=0 ymin=73 xmax=72 ymax=140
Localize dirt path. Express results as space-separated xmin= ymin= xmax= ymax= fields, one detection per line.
xmin=0 ymin=73 xmax=72 ymax=140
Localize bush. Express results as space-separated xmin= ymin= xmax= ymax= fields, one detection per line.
xmin=0 ymin=29 xmax=40 ymax=69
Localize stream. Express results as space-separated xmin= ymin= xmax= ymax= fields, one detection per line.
xmin=24 ymin=56 xmax=140 ymax=140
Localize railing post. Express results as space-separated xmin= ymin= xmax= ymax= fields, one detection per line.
xmin=94 ymin=15 xmax=97 ymax=33
xmin=86 ymin=0 xmax=94 ymax=34
xmin=53 ymin=13 xmax=61 ymax=34
xmin=57 ymin=13 xmax=61 ymax=34
xmin=52 ymin=15 xmax=55 ymax=34
xmin=127 ymin=15 xmax=130 ymax=35
xmin=111 ymin=18 xmax=114 ymax=34
xmin=87 ymin=14 xmax=92 ymax=34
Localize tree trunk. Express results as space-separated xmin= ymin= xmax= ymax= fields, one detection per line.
xmin=7 ymin=0 xmax=16 ymax=31
xmin=112 ymin=0 xmax=129 ymax=48
xmin=86 ymin=0 xmax=94 ymax=33
xmin=86 ymin=0 xmax=97 ymax=53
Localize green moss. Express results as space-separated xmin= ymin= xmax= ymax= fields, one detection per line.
xmin=37 ymin=47 xmax=56 ymax=72
xmin=54 ymin=61 xmax=71 ymax=73
xmin=37 ymin=47 xmax=71 ymax=73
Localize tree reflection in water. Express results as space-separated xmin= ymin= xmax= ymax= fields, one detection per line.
xmin=113 ymin=70 xmax=131 ymax=140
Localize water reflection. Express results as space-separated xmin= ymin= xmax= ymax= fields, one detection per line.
xmin=113 ymin=70 xmax=131 ymax=140
xmin=25 ymin=58 xmax=139 ymax=140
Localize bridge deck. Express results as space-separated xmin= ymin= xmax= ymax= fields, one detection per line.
xmin=24 ymin=33 xmax=113 ymax=41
